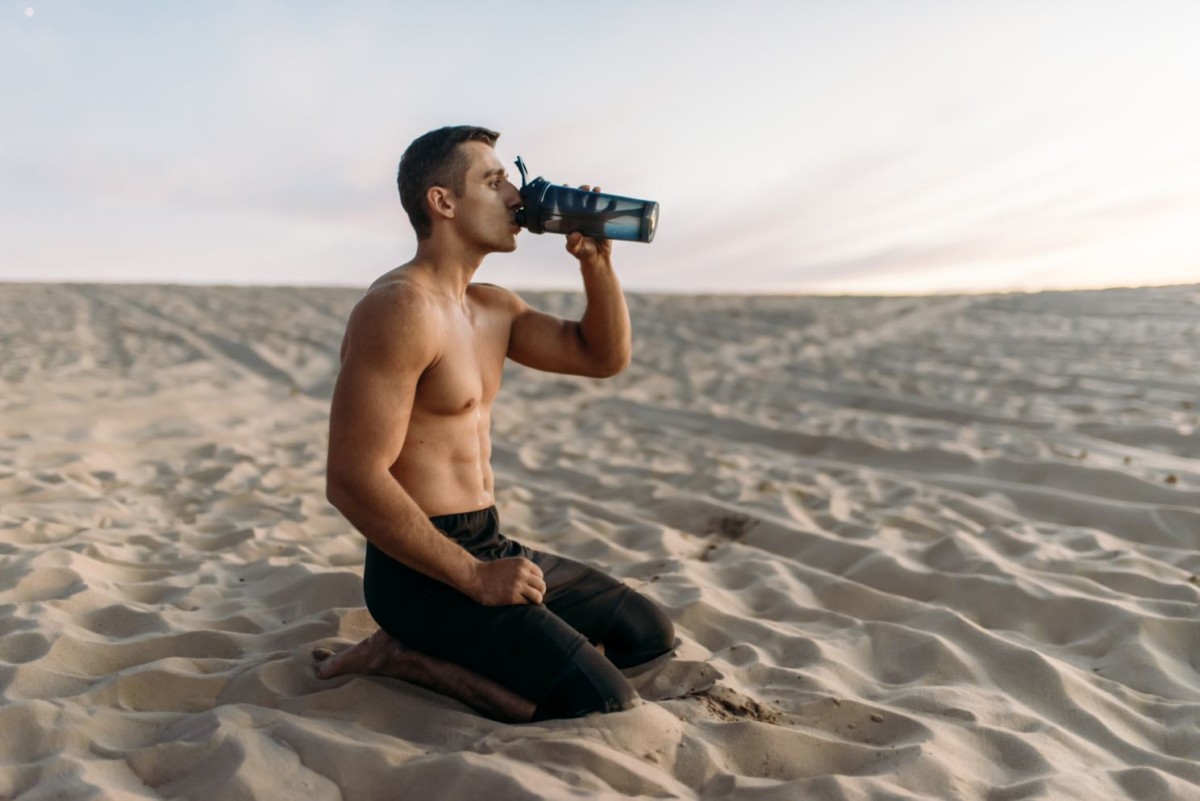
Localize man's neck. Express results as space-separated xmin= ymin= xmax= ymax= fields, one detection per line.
xmin=411 ymin=237 xmax=487 ymax=301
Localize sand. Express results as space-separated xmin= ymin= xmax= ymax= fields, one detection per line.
xmin=1 ymin=282 xmax=1198 ymax=800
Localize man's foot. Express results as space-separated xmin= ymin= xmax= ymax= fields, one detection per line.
xmin=313 ymin=628 xmax=408 ymax=680
xmin=312 ymin=628 xmax=536 ymax=722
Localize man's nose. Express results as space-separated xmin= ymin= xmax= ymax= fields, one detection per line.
xmin=505 ymin=181 xmax=522 ymax=207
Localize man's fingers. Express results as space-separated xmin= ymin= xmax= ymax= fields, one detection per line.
xmin=525 ymin=567 xmax=546 ymax=602
xmin=518 ymin=557 xmax=544 ymax=579
xmin=489 ymin=557 xmax=544 ymax=604
xmin=522 ymin=585 xmax=544 ymax=605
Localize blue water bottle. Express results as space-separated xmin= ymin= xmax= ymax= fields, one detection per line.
xmin=513 ymin=157 xmax=659 ymax=243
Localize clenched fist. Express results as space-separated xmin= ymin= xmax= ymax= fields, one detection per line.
xmin=467 ymin=557 xmax=547 ymax=606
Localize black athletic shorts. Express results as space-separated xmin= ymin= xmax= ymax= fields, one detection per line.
xmin=362 ymin=506 xmax=674 ymax=717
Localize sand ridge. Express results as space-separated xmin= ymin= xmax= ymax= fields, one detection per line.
xmin=1 ymin=282 xmax=1198 ymax=799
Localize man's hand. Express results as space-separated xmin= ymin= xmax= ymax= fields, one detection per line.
xmin=565 ymin=185 xmax=613 ymax=264
xmin=467 ymin=557 xmax=547 ymax=606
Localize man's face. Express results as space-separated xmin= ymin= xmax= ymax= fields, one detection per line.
xmin=452 ymin=141 xmax=523 ymax=253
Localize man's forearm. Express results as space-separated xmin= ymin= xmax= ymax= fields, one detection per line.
xmin=327 ymin=471 xmax=478 ymax=593
xmin=578 ymin=256 xmax=631 ymax=374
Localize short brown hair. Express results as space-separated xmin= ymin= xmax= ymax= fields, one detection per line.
xmin=397 ymin=125 xmax=500 ymax=239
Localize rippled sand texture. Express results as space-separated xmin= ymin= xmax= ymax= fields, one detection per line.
xmin=1 ymin=283 xmax=1198 ymax=800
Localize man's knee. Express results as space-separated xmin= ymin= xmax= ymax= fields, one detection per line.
xmin=640 ymin=603 xmax=675 ymax=655
xmin=605 ymin=592 xmax=676 ymax=670
xmin=532 ymin=646 xmax=638 ymax=721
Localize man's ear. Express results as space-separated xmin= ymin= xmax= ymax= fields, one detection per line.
xmin=427 ymin=186 xmax=455 ymax=223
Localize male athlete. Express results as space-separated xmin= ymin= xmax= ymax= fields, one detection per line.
xmin=313 ymin=126 xmax=675 ymax=722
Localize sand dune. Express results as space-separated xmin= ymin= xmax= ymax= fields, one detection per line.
xmin=1 ymin=282 xmax=1198 ymax=800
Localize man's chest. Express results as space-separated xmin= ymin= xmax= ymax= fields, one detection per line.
xmin=414 ymin=309 xmax=508 ymax=416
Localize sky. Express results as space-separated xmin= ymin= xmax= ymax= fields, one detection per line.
xmin=4 ymin=1 xmax=1199 ymax=295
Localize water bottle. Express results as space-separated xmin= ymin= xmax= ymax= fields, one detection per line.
xmin=512 ymin=156 xmax=659 ymax=243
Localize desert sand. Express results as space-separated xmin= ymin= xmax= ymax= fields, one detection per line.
xmin=1 ymin=282 xmax=1198 ymax=800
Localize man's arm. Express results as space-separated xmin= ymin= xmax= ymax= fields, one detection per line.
xmin=503 ymin=222 xmax=632 ymax=377
xmin=326 ymin=285 xmax=546 ymax=606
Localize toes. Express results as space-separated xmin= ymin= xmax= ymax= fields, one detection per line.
xmin=312 ymin=646 xmax=334 ymax=661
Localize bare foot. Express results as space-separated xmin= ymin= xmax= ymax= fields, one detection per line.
xmin=312 ymin=629 xmax=536 ymax=722
xmin=313 ymin=629 xmax=405 ymax=680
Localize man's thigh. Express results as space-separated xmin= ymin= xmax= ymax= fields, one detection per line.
xmin=377 ymin=586 xmax=591 ymax=706
xmin=531 ymin=550 xmax=676 ymax=671
xmin=532 ymin=551 xmax=633 ymax=645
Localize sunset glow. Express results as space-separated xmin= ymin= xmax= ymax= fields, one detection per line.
xmin=4 ymin=1 xmax=1198 ymax=293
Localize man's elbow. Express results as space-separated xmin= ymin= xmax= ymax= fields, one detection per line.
xmin=325 ymin=471 xmax=354 ymax=512
xmin=592 ymin=350 xmax=631 ymax=378
xmin=574 ymin=323 xmax=630 ymax=378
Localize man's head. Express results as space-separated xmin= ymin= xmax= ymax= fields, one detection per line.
xmin=398 ymin=125 xmax=502 ymax=239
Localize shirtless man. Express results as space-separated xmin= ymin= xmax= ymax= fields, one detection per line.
xmin=313 ymin=126 xmax=675 ymax=722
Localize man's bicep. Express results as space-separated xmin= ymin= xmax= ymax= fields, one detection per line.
xmin=327 ymin=355 xmax=418 ymax=477
xmin=507 ymin=306 xmax=590 ymax=375
xmin=327 ymin=292 xmax=436 ymax=481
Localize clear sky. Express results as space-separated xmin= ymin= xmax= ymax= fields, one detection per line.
xmin=4 ymin=1 xmax=1199 ymax=294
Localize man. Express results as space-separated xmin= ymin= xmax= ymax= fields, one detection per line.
xmin=313 ymin=126 xmax=675 ymax=722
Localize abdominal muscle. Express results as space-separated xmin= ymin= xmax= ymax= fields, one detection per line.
xmin=390 ymin=406 xmax=496 ymax=518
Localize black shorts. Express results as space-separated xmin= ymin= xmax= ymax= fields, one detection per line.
xmin=362 ymin=506 xmax=674 ymax=717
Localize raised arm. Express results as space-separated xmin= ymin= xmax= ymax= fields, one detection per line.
xmin=326 ymin=285 xmax=545 ymax=606
xmin=503 ymin=223 xmax=632 ymax=377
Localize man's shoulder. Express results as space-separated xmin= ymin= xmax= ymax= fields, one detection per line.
xmin=345 ymin=278 xmax=443 ymax=362
xmin=355 ymin=277 xmax=439 ymax=327
xmin=468 ymin=282 xmax=525 ymax=314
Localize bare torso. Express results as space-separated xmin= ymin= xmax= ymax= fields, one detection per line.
xmin=345 ymin=273 xmax=511 ymax=517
